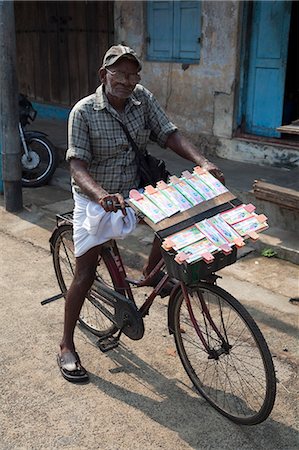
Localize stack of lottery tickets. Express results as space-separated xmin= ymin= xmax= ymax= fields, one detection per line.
xmin=129 ymin=167 xmax=269 ymax=265
xmin=129 ymin=166 xmax=229 ymax=223
xmin=163 ymin=204 xmax=268 ymax=265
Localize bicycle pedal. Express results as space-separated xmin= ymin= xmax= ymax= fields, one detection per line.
xmin=96 ymin=335 xmax=119 ymax=353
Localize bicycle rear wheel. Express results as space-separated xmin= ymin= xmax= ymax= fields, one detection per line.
xmin=51 ymin=223 xmax=122 ymax=337
xmin=172 ymin=283 xmax=276 ymax=425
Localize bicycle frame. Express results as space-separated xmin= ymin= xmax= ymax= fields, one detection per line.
xmin=105 ymin=239 xmax=229 ymax=356
xmin=48 ymin=213 xmax=230 ymax=356
xmin=105 ymin=239 xmax=176 ymax=317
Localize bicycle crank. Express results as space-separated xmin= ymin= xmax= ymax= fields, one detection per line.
xmin=93 ymin=281 xmax=145 ymax=340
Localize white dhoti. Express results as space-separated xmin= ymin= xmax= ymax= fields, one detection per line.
xmin=73 ymin=189 xmax=137 ymax=258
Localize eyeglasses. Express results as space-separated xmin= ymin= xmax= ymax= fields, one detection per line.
xmin=105 ymin=68 xmax=141 ymax=85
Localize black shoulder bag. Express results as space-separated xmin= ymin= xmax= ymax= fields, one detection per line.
xmin=118 ymin=122 xmax=170 ymax=188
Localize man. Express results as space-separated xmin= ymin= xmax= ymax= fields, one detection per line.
xmin=57 ymin=44 xmax=224 ymax=383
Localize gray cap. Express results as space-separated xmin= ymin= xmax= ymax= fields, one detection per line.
xmin=102 ymin=44 xmax=142 ymax=70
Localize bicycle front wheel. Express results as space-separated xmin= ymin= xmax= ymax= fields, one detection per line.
xmin=172 ymin=283 xmax=276 ymax=425
xmin=51 ymin=223 xmax=119 ymax=337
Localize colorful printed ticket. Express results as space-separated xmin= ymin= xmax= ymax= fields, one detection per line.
xmin=170 ymin=177 xmax=205 ymax=206
xmin=144 ymin=185 xmax=180 ymax=217
xmin=196 ymin=219 xmax=233 ymax=254
xmin=220 ymin=204 xmax=256 ymax=225
xmin=208 ymin=215 xmax=245 ymax=247
xmin=182 ymin=171 xmax=216 ymax=200
xmin=156 ymin=181 xmax=193 ymax=211
xmin=163 ymin=225 xmax=205 ymax=251
xmin=176 ymin=238 xmax=218 ymax=264
xmin=194 ymin=167 xmax=228 ymax=195
xmin=129 ymin=190 xmax=167 ymax=223
xmin=231 ymin=215 xmax=268 ymax=238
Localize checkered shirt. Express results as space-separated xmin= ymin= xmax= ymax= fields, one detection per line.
xmin=66 ymin=84 xmax=177 ymax=198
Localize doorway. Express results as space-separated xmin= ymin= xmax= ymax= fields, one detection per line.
xmin=14 ymin=1 xmax=114 ymax=107
xmin=241 ymin=1 xmax=295 ymax=138
xmin=282 ymin=1 xmax=299 ymax=128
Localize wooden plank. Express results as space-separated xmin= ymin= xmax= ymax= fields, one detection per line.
xmin=276 ymin=124 xmax=299 ymax=135
xmin=253 ymin=180 xmax=299 ymax=211
xmin=129 ymin=192 xmax=237 ymax=233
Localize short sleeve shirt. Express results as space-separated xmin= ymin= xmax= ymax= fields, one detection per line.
xmin=66 ymin=84 xmax=177 ymax=198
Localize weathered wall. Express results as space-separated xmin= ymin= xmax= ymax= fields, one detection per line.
xmin=114 ymin=0 xmax=241 ymax=148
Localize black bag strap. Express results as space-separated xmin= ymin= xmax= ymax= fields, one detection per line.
xmin=118 ymin=121 xmax=140 ymax=155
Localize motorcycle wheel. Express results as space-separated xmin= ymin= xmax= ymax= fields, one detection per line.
xmin=21 ymin=136 xmax=57 ymax=187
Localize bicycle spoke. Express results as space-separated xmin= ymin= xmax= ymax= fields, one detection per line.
xmin=173 ymin=284 xmax=276 ymax=424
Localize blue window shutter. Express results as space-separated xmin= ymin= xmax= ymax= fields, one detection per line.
xmin=174 ymin=1 xmax=201 ymax=61
xmin=147 ymin=1 xmax=173 ymax=60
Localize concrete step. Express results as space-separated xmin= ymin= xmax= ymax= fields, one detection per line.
xmin=249 ymin=227 xmax=299 ymax=265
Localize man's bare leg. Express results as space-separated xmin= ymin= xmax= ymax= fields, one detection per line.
xmin=60 ymin=245 xmax=102 ymax=355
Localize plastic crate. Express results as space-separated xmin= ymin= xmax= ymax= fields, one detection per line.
xmin=162 ymin=246 xmax=237 ymax=286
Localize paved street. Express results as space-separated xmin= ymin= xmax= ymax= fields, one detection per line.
xmin=0 ymin=182 xmax=298 ymax=449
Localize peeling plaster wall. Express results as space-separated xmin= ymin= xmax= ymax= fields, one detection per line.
xmin=114 ymin=0 xmax=240 ymax=146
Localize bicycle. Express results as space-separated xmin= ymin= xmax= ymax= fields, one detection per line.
xmin=47 ymin=210 xmax=277 ymax=426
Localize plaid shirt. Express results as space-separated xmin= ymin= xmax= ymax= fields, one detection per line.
xmin=66 ymin=84 xmax=177 ymax=198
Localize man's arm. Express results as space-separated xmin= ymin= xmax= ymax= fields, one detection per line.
xmin=70 ymin=159 xmax=126 ymax=214
xmin=166 ymin=131 xmax=225 ymax=184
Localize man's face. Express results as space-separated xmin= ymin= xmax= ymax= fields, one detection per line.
xmin=103 ymin=58 xmax=140 ymax=100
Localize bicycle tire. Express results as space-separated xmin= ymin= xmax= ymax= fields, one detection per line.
xmin=51 ymin=223 xmax=124 ymax=337
xmin=21 ymin=136 xmax=57 ymax=187
xmin=171 ymin=283 xmax=276 ymax=425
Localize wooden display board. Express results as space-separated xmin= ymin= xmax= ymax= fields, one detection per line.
xmin=128 ymin=191 xmax=242 ymax=238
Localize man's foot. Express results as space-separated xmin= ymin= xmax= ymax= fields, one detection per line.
xmin=57 ymin=351 xmax=89 ymax=383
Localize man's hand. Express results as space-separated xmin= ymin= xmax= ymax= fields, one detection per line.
xmin=98 ymin=192 xmax=127 ymax=215
xmin=165 ymin=131 xmax=225 ymax=185
xmin=201 ymin=161 xmax=225 ymax=185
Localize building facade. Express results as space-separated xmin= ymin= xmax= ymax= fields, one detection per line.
xmin=15 ymin=0 xmax=299 ymax=168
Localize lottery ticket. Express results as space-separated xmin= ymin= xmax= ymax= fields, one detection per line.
xmin=129 ymin=190 xmax=167 ymax=223
xmin=163 ymin=225 xmax=205 ymax=251
xmin=220 ymin=204 xmax=256 ymax=225
xmin=232 ymin=215 xmax=268 ymax=238
xmin=194 ymin=167 xmax=228 ymax=195
xmin=182 ymin=171 xmax=216 ymax=200
xmin=196 ymin=219 xmax=233 ymax=254
xmin=156 ymin=181 xmax=193 ymax=211
xmin=170 ymin=176 xmax=205 ymax=206
xmin=176 ymin=238 xmax=218 ymax=264
xmin=208 ymin=215 xmax=245 ymax=247
xmin=144 ymin=185 xmax=180 ymax=217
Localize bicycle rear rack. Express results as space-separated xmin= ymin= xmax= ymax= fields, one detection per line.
xmin=56 ymin=211 xmax=73 ymax=225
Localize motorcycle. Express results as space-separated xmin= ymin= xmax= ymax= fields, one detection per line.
xmin=19 ymin=93 xmax=57 ymax=187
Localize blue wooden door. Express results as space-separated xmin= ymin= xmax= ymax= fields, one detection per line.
xmin=245 ymin=1 xmax=292 ymax=137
